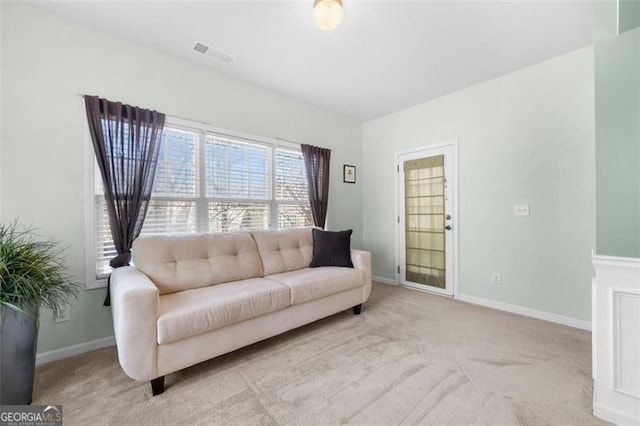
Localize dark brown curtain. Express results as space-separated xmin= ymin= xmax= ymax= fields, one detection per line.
xmin=84 ymin=95 xmax=165 ymax=306
xmin=301 ymin=144 xmax=331 ymax=229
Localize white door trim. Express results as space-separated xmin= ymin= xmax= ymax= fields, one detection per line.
xmin=395 ymin=140 xmax=459 ymax=298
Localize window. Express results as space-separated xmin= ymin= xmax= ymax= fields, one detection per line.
xmin=90 ymin=118 xmax=312 ymax=281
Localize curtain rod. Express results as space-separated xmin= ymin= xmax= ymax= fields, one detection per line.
xmin=77 ymin=93 xmax=302 ymax=146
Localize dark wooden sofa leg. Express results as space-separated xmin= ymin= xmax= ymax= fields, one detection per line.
xmin=352 ymin=304 xmax=362 ymax=315
xmin=151 ymin=376 xmax=165 ymax=396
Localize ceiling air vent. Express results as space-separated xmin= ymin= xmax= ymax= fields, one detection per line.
xmin=193 ymin=42 xmax=236 ymax=64
xmin=193 ymin=43 xmax=209 ymax=54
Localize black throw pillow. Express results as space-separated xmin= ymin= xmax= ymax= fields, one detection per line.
xmin=310 ymin=228 xmax=354 ymax=268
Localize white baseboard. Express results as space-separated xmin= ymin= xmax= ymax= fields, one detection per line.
xmin=457 ymin=293 xmax=591 ymax=331
xmin=372 ymin=275 xmax=397 ymax=286
xmin=594 ymin=401 xmax=638 ymax=426
xmin=36 ymin=336 xmax=115 ymax=366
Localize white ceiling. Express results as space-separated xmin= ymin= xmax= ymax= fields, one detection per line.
xmin=29 ymin=1 xmax=593 ymax=121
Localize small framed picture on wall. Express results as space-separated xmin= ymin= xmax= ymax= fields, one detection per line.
xmin=343 ymin=165 xmax=356 ymax=184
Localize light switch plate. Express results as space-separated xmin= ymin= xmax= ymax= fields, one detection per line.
xmin=514 ymin=203 xmax=530 ymax=216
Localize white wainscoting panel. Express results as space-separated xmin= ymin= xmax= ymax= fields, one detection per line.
xmin=592 ymin=253 xmax=640 ymax=425
xmin=613 ymin=291 xmax=640 ymax=398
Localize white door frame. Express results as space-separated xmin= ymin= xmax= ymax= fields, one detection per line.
xmin=395 ymin=140 xmax=459 ymax=298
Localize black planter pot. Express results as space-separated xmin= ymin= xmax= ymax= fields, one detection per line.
xmin=0 ymin=304 xmax=38 ymax=405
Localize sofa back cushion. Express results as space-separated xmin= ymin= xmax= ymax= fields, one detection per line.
xmin=251 ymin=228 xmax=313 ymax=275
xmin=133 ymin=232 xmax=263 ymax=295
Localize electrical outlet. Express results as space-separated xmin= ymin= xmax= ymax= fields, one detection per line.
xmin=514 ymin=203 xmax=530 ymax=216
xmin=491 ymin=272 xmax=502 ymax=285
xmin=54 ymin=306 xmax=70 ymax=323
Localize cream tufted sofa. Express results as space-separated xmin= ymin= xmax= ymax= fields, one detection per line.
xmin=109 ymin=227 xmax=372 ymax=395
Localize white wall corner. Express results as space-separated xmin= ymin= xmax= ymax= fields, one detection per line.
xmin=372 ymin=275 xmax=398 ymax=286
xmin=592 ymin=253 xmax=640 ymax=425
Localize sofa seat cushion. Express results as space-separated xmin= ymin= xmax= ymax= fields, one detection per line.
xmin=265 ymin=267 xmax=364 ymax=305
xmin=157 ymin=278 xmax=290 ymax=344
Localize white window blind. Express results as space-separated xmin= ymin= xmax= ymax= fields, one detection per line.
xmin=153 ymin=128 xmax=198 ymax=198
xmin=275 ymin=148 xmax=313 ymax=229
xmin=206 ymin=135 xmax=270 ymax=199
xmin=209 ymin=202 xmax=269 ymax=232
xmin=276 ymin=148 xmax=307 ymax=201
xmin=93 ymin=119 xmax=313 ymax=280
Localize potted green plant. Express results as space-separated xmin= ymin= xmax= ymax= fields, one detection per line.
xmin=0 ymin=221 xmax=81 ymax=404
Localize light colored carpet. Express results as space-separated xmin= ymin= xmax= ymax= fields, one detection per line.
xmin=33 ymin=282 xmax=606 ymax=425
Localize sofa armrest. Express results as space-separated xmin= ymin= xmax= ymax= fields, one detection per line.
xmin=351 ymin=249 xmax=372 ymax=302
xmin=110 ymin=266 xmax=159 ymax=381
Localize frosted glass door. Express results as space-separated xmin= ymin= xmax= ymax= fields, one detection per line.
xmin=398 ymin=144 xmax=455 ymax=296
xmin=404 ymin=155 xmax=446 ymax=288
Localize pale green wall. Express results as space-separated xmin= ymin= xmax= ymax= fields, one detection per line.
xmin=618 ymin=0 xmax=640 ymax=34
xmin=1 ymin=3 xmax=363 ymax=354
xmin=362 ymin=48 xmax=595 ymax=321
xmin=594 ymin=0 xmax=640 ymax=258
xmin=1 ymin=1 xmax=603 ymax=356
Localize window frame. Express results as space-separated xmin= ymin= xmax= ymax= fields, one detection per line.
xmin=85 ymin=116 xmax=309 ymax=289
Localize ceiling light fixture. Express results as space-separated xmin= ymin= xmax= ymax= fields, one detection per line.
xmin=312 ymin=0 xmax=344 ymax=31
